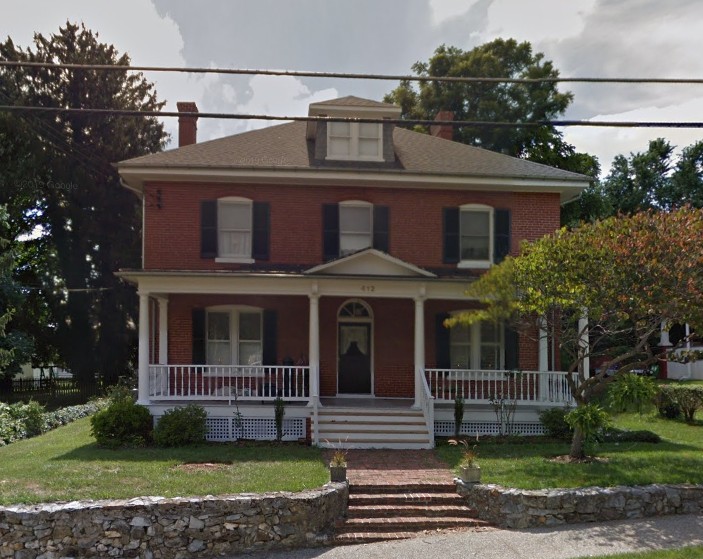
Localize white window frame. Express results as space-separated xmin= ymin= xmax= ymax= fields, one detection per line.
xmin=449 ymin=313 xmax=504 ymax=370
xmin=458 ymin=204 xmax=493 ymax=269
xmin=205 ymin=306 xmax=263 ymax=366
xmin=215 ymin=197 xmax=255 ymax=264
xmin=339 ymin=200 xmax=373 ymax=256
xmin=326 ymin=122 xmax=383 ymax=162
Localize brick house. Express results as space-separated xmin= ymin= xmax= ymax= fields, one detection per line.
xmin=117 ymin=96 xmax=589 ymax=448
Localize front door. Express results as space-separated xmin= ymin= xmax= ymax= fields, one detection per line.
xmin=338 ymin=323 xmax=372 ymax=394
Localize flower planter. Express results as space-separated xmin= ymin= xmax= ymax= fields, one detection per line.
xmin=460 ymin=465 xmax=481 ymax=484
xmin=329 ymin=465 xmax=347 ymax=482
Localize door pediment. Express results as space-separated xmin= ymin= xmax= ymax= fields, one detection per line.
xmin=305 ymin=248 xmax=436 ymax=278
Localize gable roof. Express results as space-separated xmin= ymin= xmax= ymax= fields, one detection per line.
xmin=305 ymin=248 xmax=436 ymax=278
xmin=118 ymin=97 xmax=590 ymax=201
xmin=310 ymin=95 xmax=399 ymax=109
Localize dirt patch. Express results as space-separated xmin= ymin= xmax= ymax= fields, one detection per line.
xmin=173 ymin=462 xmax=232 ymax=473
xmin=549 ymin=455 xmax=610 ymax=464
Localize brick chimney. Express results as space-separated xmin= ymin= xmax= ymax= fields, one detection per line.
xmin=176 ymin=102 xmax=199 ymax=147
xmin=430 ymin=110 xmax=454 ymax=141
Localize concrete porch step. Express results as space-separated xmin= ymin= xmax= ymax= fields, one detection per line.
xmin=339 ymin=515 xmax=484 ymax=532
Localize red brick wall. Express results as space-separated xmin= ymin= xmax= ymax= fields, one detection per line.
xmin=142 ymin=182 xmax=561 ymax=270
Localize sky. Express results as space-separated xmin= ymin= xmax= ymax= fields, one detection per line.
xmin=3 ymin=0 xmax=703 ymax=177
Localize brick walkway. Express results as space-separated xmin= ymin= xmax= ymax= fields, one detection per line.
xmin=326 ymin=449 xmax=456 ymax=485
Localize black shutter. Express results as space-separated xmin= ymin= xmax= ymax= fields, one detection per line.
xmin=494 ymin=208 xmax=511 ymax=264
xmin=504 ymin=325 xmax=519 ymax=370
xmin=252 ymin=202 xmax=270 ymax=260
xmin=322 ymin=203 xmax=340 ymax=261
xmin=372 ymin=205 xmax=390 ymax=253
xmin=200 ymin=200 xmax=218 ymax=258
xmin=192 ymin=309 xmax=206 ymax=364
xmin=262 ymin=310 xmax=278 ymax=366
xmin=443 ymin=207 xmax=460 ymax=264
xmin=435 ymin=313 xmax=451 ymax=369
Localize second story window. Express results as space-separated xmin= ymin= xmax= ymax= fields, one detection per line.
xmin=200 ymin=197 xmax=270 ymax=262
xmin=339 ymin=201 xmax=372 ymax=256
xmin=443 ymin=205 xmax=511 ymax=269
xmin=327 ymin=122 xmax=383 ymax=161
xmin=323 ymin=201 xmax=389 ymax=261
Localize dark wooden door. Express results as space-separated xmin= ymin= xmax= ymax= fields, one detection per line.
xmin=338 ymin=323 xmax=371 ymax=394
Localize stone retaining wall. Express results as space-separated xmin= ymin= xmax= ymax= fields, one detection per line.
xmin=0 ymin=483 xmax=348 ymax=559
xmin=458 ymin=482 xmax=703 ymax=529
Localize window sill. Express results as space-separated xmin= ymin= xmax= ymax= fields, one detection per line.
xmin=215 ymin=257 xmax=255 ymax=264
xmin=457 ymin=260 xmax=491 ymax=270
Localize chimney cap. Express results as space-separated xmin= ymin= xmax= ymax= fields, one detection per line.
xmin=176 ymin=101 xmax=199 ymax=114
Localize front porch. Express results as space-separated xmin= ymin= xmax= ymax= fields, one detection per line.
xmin=146 ymin=364 xmax=576 ymax=448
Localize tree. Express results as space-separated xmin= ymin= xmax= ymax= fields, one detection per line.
xmin=450 ymin=207 xmax=703 ymax=459
xmin=0 ymin=23 xmax=167 ymax=384
xmin=384 ymin=39 xmax=599 ymax=180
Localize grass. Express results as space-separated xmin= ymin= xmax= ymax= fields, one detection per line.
xmin=0 ymin=417 xmax=328 ymax=505
xmin=437 ymin=412 xmax=703 ymax=489
xmin=576 ymin=547 xmax=703 ymax=558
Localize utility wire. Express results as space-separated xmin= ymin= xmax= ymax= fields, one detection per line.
xmin=1 ymin=104 xmax=702 ymax=129
xmin=2 ymin=60 xmax=703 ymax=85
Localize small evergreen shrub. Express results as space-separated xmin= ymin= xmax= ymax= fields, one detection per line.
xmin=19 ymin=400 xmax=46 ymax=437
xmin=454 ymin=397 xmax=465 ymax=438
xmin=90 ymin=399 xmax=153 ymax=449
xmin=539 ymin=406 xmax=573 ymax=440
xmin=658 ymin=385 xmax=703 ymax=423
xmin=608 ymin=374 xmax=657 ymax=414
xmin=153 ymin=404 xmax=208 ymax=447
xmin=655 ymin=389 xmax=682 ymax=419
xmin=273 ymin=397 xmax=285 ymax=442
xmin=0 ymin=403 xmax=26 ymax=445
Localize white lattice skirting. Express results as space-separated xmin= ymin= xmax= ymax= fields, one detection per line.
xmin=205 ymin=417 xmax=306 ymax=442
xmin=434 ymin=420 xmax=545 ymax=437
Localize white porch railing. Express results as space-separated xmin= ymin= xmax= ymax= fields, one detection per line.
xmin=148 ymin=365 xmax=311 ymax=403
xmin=416 ymin=367 xmax=435 ymax=447
xmin=425 ymin=369 xmax=576 ymax=405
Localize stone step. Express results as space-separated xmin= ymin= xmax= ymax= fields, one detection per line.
xmin=338 ymin=515 xmax=485 ymax=532
xmin=349 ymin=492 xmax=465 ymax=506
xmin=334 ymin=530 xmax=421 ymax=545
xmin=348 ymin=504 xmax=473 ymax=518
xmin=349 ymin=482 xmax=457 ymax=494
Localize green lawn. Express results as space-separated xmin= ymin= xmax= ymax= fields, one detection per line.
xmin=0 ymin=417 xmax=328 ymax=505
xmin=437 ymin=412 xmax=703 ymax=489
xmin=577 ymin=546 xmax=703 ymax=559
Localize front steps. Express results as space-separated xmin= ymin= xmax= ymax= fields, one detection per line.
xmin=314 ymin=408 xmax=432 ymax=449
xmin=334 ymin=482 xmax=489 ymax=544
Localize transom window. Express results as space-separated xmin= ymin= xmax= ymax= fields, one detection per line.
xmin=206 ymin=308 xmax=262 ymax=366
xmin=449 ymin=317 xmax=503 ymax=370
xmin=339 ymin=201 xmax=372 ymax=256
xmin=218 ymin=198 xmax=252 ymax=260
xmin=459 ymin=205 xmax=493 ymax=268
xmin=339 ymin=300 xmax=371 ymax=319
xmin=327 ymin=122 xmax=383 ymax=161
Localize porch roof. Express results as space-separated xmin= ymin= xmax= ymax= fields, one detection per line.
xmin=116 ymin=268 xmax=474 ymax=300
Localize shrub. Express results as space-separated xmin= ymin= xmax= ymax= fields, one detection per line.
xmin=153 ymin=404 xmax=208 ymax=447
xmin=565 ymin=403 xmax=612 ymax=442
xmin=454 ymin=397 xmax=464 ymax=438
xmin=658 ymin=385 xmax=703 ymax=423
xmin=90 ymin=399 xmax=153 ymax=448
xmin=43 ymin=399 xmax=109 ymax=430
xmin=655 ymin=389 xmax=682 ymax=419
xmin=539 ymin=407 xmax=573 ymax=440
xmin=608 ymin=374 xmax=657 ymax=414
xmin=19 ymin=400 xmax=46 ymax=437
xmin=274 ymin=397 xmax=285 ymax=442
xmin=0 ymin=403 xmax=26 ymax=445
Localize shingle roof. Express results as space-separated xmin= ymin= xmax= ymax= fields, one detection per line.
xmin=310 ymin=96 xmax=400 ymax=109
xmin=119 ymin=120 xmax=588 ymax=183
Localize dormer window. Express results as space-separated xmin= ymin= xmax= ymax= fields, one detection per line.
xmin=327 ymin=122 xmax=383 ymax=162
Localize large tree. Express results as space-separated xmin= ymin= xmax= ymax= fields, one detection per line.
xmin=384 ymin=40 xmax=599 ymax=179
xmin=0 ymin=23 xmax=167 ymax=383
xmin=451 ymin=207 xmax=703 ymax=459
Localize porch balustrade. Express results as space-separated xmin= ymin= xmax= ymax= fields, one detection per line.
xmin=425 ymin=369 xmax=576 ymax=405
xmin=148 ymin=365 xmax=310 ymax=403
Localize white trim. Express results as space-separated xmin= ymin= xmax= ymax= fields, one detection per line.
xmin=118 ymin=167 xmax=588 ymax=203
xmin=458 ymin=204 xmax=493 ymax=269
xmin=326 ymin=122 xmax=383 ymax=162
xmin=305 ymin=248 xmax=436 ymax=278
xmin=217 ymin=198 xmax=253 ymax=260
xmin=117 ymin=271 xmax=471 ymax=300
xmin=215 ymin=257 xmax=255 ymax=264
xmin=205 ymin=305 xmax=263 ymax=366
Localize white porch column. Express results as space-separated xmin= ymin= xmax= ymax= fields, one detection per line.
xmin=659 ymin=321 xmax=672 ymax=348
xmin=137 ymin=291 xmax=150 ymax=405
xmin=538 ymin=317 xmax=549 ymax=372
xmin=157 ymin=297 xmax=168 ymax=365
xmin=308 ymin=293 xmax=320 ymax=407
xmin=578 ymin=312 xmax=590 ymax=379
xmin=413 ymin=296 xmax=425 ymax=408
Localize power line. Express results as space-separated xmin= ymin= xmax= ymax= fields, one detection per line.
xmin=1 ymin=104 xmax=702 ymax=129
xmin=2 ymin=60 xmax=703 ymax=85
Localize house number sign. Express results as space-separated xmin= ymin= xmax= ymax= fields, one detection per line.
xmin=361 ymin=285 xmax=376 ymax=292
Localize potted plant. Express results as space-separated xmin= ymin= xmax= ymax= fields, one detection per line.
xmin=328 ymin=448 xmax=348 ymax=482
xmin=450 ymin=437 xmax=481 ymax=484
